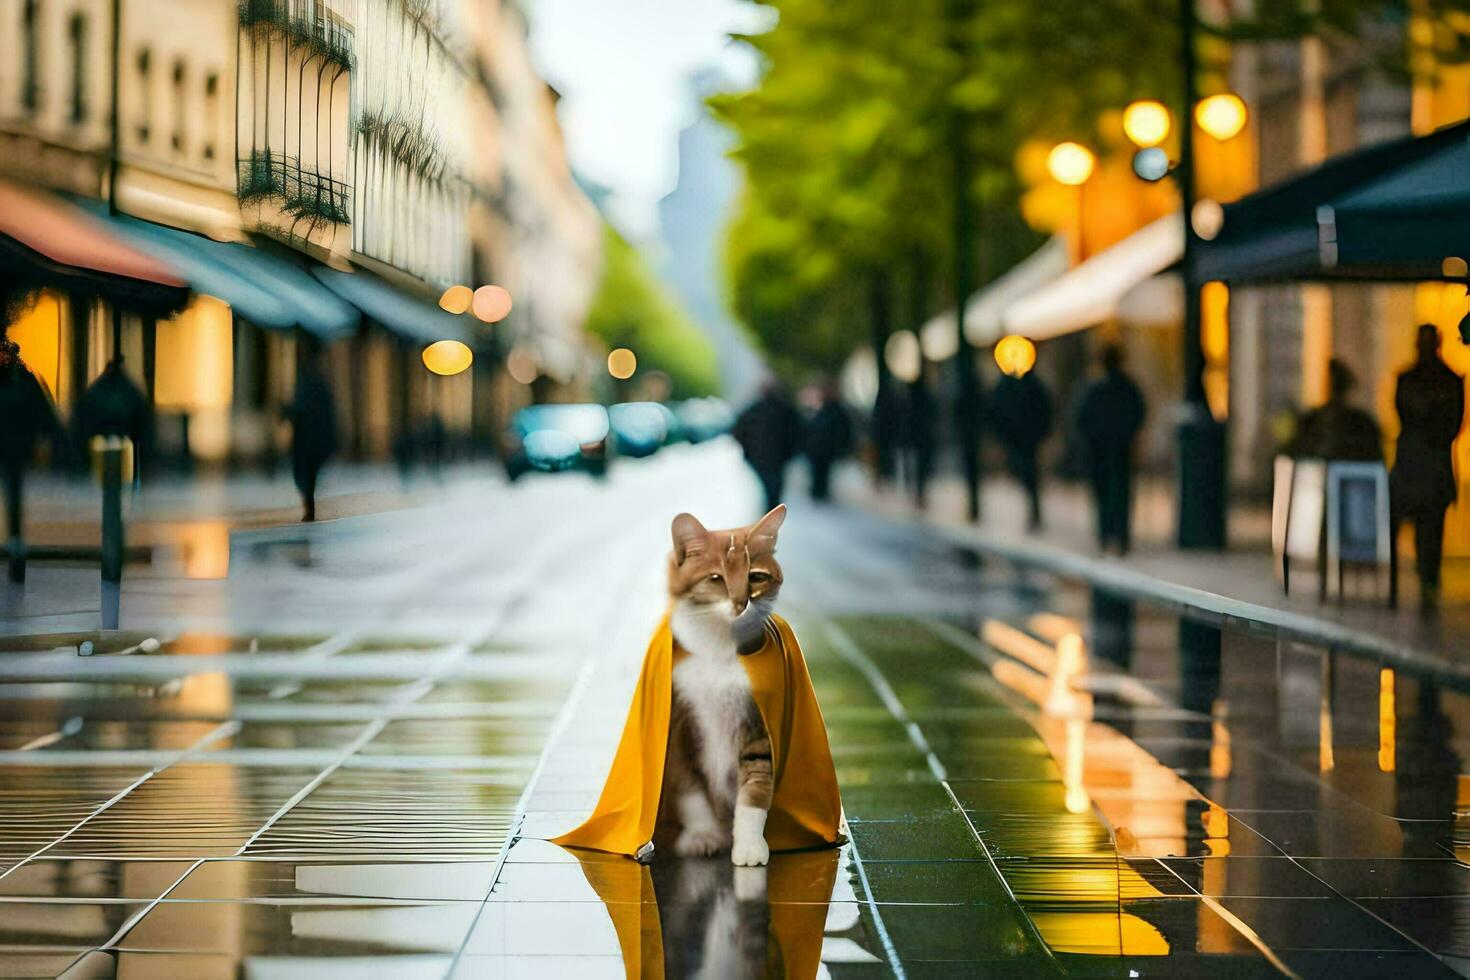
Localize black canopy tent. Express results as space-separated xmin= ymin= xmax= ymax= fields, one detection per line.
xmin=1196 ymin=118 xmax=1470 ymax=284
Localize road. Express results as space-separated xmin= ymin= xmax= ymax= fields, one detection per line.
xmin=0 ymin=441 xmax=1464 ymax=978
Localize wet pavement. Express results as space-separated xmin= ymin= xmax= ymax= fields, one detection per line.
xmin=1 ymin=443 xmax=1469 ymax=977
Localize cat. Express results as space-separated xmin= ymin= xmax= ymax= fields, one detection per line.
xmin=660 ymin=504 xmax=786 ymax=867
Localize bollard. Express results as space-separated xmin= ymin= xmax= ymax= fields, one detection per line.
xmin=98 ymin=437 xmax=125 ymax=629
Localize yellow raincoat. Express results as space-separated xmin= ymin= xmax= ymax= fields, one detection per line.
xmin=552 ymin=612 xmax=844 ymax=858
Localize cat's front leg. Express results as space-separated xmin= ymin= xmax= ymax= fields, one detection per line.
xmin=731 ymin=737 xmax=773 ymax=866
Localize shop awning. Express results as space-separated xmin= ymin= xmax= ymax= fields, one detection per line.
xmin=919 ymin=237 xmax=1068 ymax=358
xmin=0 ymin=180 xmax=187 ymax=310
xmin=1196 ymin=118 xmax=1470 ymax=283
xmin=77 ymin=202 xmax=358 ymax=338
xmin=312 ymin=266 xmax=468 ymax=344
xmin=1323 ymin=132 xmax=1470 ymax=274
xmin=1002 ymin=215 xmax=1182 ymax=339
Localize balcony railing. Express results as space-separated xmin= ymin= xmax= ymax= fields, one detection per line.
xmin=238 ymin=150 xmax=351 ymax=225
xmin=237 ymin=0 xmax=354 ymax=72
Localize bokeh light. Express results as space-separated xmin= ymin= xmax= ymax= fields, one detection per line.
xmin=883 ymin=330 xmax=922 ymax=383
xmin=1132 ymin=146 xmax=1171 ymax=182
xmin=608 ymin=347 xmax=637 ymax=380
xmin=1192 ymin=199 xmax=1225 ymax=241
xmin=506 ymin=344 xmax=539 ymax=384
xmin=1443 ymin=256 xmax=1468 ymax=279
xmin=1047 ymin=142 xmax=1096 ymax=186
xmin=422 ymin=339 xmax=473 ymax=376
xmin=1195 ymin=93 xmax=1247 ymax=141
xmin=438 ymin=284 xmax=472 ymax=314
xmin=994 ymin=334 xmax=1037 ymax=378
xmin=472 ymin=284 xmax=513 ymax=322
xmin=1122 ymin=100 xmax=1170 ymax=147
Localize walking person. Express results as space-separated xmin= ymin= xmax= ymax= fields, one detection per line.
xmin=908 ymin=372 xmax=938 ymax=509
xmin=804 ymin=380 xmax=852 ymax=503
xmin=1390 ymin=324 xmax=1465 ymax=612
xmin=1076 ymin=344 xmax=1146 ymax=555
xmin=1289 ymin=359 xmax=1382 ymax=462
xmin=733 ymin=379 xmax=804 ymax=512
xmin=0 ymin=335 xmax=60 ymax=582
xmin=284 ymin=342 xmax=339 ymax=523
xmin=75 ymin=355 xmax=151 ymax=480
xmin=989 ymin=361 xmax=1054 ymax=531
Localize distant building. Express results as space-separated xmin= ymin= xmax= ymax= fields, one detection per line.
xmin=656 ymin=76 xmax=763 ymax=406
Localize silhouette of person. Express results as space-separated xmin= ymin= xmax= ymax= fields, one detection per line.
xmin=1289 ymin=358 xmax=1382 ymax=462
xmin=0 ymin=334 xmax=60 ymax=581
xmin=907 ymin=373 xmax=938 ymax=509
xmin=75 ymin=355 xmax=150 ymax=479
xmin=1390 ymin=324 xmax=1464 ymax=611
xmin=284 ymin=341 xmax=339 ymax=523
xmin=804 ymin=380 xmax=851 ymax=503
xmin=733 ymin=379 xmax=803 ymax=512
xmin=871 ymin=377 xmax=906 ymax=485
xmin=1076 ymin=344 xmax=1145 ymax=554
xmin=989 ymin=364 xmax=1054 ymax=531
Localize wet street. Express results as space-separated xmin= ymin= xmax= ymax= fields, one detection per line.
xmin=2 ymin=443 xmax=1469 ymax=978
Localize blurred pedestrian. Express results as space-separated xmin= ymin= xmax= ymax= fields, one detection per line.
xmin=804 ymin=380 xmax=852 ymax=503
xmin=733 ymin=379 xmax=804 ymax=512
xmin=989 ymin=363 xmax=1054 ymax=531
xmin=75 ymin=355 xmax=150 ymax=479
xmin=908 ymin=372 xmax=938 ymax=509
xmin=284 ymin=342 xmax=339 ymax=523
xmin=1289 ymin=359 xmax=1381 ymax=462
xmin=871 ymin=378 xmax=906 ymax=486
xmin=0 ymin=335 xmax=60 ymax=582
xmin=1076 ymin=344 xmax=1145 ymax=555
xmin=1390 ymin=324 xmax=1464 ymax=611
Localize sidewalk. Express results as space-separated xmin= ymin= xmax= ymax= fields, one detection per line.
xmin=840 ymin=467 xmax=1470 ymax=683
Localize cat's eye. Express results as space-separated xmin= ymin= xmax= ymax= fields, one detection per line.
xmin=750 ymin=571 xmax=772 ymax=583
xmin=708 ymin=573 xmax=723 ymax=583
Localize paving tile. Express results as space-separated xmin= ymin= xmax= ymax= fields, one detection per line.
xmin=847 ymin=815 xmax=982 ymax=861
xmin=875 ymin=903 xmax=1044 ymax=962
xmin=116 ymin=901 xmax=479 ymax=955
xmin=1153 ymin=856 xmax=1335 ymax=898
xmin=1355 ymin=896 xmax=1470 ymax=958
xmin=856 ymin=860 xmax=1013 ymax=905
xmin=0 ymin=858 xmax=193 ymax=901
xmin=1215 ymin=896 xmax=1426 ymax=952
xmin=449 ymin=954 xmax=627 ymax=980
xmin=167 ymin=859 xmax=497 ymax=902
xmin=1296 ymin=858 xmax=1470 ymax=898
xmin=0 ymin=900 xmax=145 ymax=947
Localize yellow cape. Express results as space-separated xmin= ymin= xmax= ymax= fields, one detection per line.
xmin=552 ymin=612 xmax=843 ymax=858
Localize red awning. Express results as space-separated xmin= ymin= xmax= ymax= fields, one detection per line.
xmin=0 ymin=180 xmax=183 ymax=287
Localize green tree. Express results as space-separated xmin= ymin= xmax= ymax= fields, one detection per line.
xmin=584 ymin=222 xmax=720 ymax=398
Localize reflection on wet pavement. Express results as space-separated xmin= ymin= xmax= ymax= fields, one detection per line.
xmin=6 ymin=469 xmax=1470 ymax=976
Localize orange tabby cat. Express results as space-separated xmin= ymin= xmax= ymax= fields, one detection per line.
xmin=660 ymin=505 xmax=786 ymax=866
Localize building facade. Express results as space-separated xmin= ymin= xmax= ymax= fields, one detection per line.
xmin=0 ymin=0 xmax=600 ymax=465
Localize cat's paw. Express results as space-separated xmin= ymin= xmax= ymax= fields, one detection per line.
xmin=674 ymin=826 xmax=727 ymax=858
xmin=730 ymin=835 xmax=769 ymax=867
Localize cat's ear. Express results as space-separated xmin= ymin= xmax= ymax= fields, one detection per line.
xmin=749 ymin=504 xmax=786 ymax=548
xmin=671 ymin=513 xmax=708 ymax=564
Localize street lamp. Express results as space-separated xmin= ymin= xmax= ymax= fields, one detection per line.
xmin=422 ymin=339 xmax=473 ymax=376
xmin=1122 ymin=100 xmax=1171 ymax=148
xmin=438 ymin=285 xmax=472 ymax=314
xmin=1046 ymin=142 xmax=1096 ymax=186
xmin=994 ymin=335 xmax=1037 ymax=378
xmin=608 ymin=347 xmax=637 ymax=380
xmin=1196 ymin=93 xmax=1248 ymax=142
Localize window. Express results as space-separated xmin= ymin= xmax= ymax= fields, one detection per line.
xmin=135 ymin=48 xmax=152 ymax=143
xmin=68 ymin=13 xmax=88 ymax=123
xmin=202 ymin=72 xmax=219 ymax=160
xmin=21 ymin=0 xmax=39 ymax=113
xmin=171 ymin=59 xmax=186 ymax=153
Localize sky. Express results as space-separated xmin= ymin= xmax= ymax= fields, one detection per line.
xmin=524 ymin=0 xmax=771 ymax=239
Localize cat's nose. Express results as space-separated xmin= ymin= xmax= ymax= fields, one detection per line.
xmin=732 ymin=597 xmax=748 ymax=615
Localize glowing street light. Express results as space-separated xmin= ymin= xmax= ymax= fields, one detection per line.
xmin=472 ymin=284 xmax=514 ymax=322
xmin=1123 ymin=100 xmax=1171 ymax=148
xmin=422 ymin=339 xmax=473 ymax=376
xmin=608 ymin=347 xmax=637 ymax=380
xmin=438 ymin=284 xmax=472 ymax=314
xmin=994 ymin=334 xmax=1037 ymax=378
xmin=1195 ymin=93 xmax=1247 ymax=141
xmin=1047 ymin=142 xmax=1096 ymax=186
xmin=1132 ymin=146 xmax=1171 ymax=182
